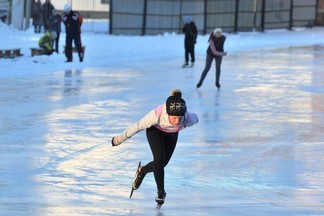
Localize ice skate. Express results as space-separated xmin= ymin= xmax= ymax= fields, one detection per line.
xmin=155 ymin=190 xmax=166 ymax=209
xmin=181 ymin=62 xmax=189 ymax=68
xmin=132 ymin=165 xmax=146 ymax=190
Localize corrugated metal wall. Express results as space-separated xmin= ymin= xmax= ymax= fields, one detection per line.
xmin=110 ymin=0 xmax=320 ymax=35
xmin=2 ymin=0 xmax=324 ymax=33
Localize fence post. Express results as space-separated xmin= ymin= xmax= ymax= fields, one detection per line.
xmin=142 ymin=0 xmax=147 ymax=35
xmin=234 ymin=0 xmax=239 ymax=33
xmin=109 ymin=0 xmax=113 ymax=34
xmin=260 ymin=0 xmax=265 ymax=31
xmin=289 ymin=0 xmax=293 ymax=30
xmin=203 ymin=0 xmax=207 ymax=34
xmin=25 ymin=0 xmax=31 ymax=30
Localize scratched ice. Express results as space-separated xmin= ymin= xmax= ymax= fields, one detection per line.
xmin=0 ymin=25 xmax=323 ymax=215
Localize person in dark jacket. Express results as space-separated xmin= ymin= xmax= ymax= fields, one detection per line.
xmin=182 ymin=16 xmax=197 ymax=68
xmin=62 ymin=4 xmax=84 ymax=62
xmin=47 ymin=9 xmax=61 ymax=53
xmin=196 ymin=28 xmax=227 ymax=89
xmin=32 ymin=0 xmax=43 ymax=33
xmin=42 ymin=0 xmax=54 ymax=32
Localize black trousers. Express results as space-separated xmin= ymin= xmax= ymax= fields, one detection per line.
xmin=65 ymin=33 xmax=83 ymax=61
xmin=184 ymin=39 xmax=195 ymax=63
xmin=141 ymin=126 xmax=178 ymax=191
xmin=53 ymin=32 xmax=60 ymax=53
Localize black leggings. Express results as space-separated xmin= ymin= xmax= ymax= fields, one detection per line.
xmin=141 ymin=126 xmax=178 ymax=191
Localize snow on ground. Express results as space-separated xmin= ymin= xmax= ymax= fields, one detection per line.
xmin=0 ymin=22 xmax=324 ymax=76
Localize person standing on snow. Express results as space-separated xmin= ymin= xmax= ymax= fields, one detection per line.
xmin=47 ymin=9 xmax=61 ymax=53
xmin=182 ymin=16 xmax=197 ymax=68
xmin=196 ymin=28 xmax=227 ymax=89
xmin=42 ymin=0 xmax=54 ymax=32
xmin=111 ymin=89 xmax=198 ymax=206
xmin=32 ymin=0 xmax=43 ymax=33
xmin=62 ymin=4 xmax=84 ymax=62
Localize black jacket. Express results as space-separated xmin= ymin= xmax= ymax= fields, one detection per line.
xmin=62 ymin=11 xmax=81 ymax=35
xmin=182 ymin=22 xmax=198 ymax=43
xmin=207 ymin=33 xmax=226 ymax=56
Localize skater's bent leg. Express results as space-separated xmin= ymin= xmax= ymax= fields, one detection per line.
xmin=141 ymin=161 xmax=154 ymax=174
xmin=146 ymin=126 xmax=166 ymax=191
xmin=197 ymin=54 xmax=214 ymax=86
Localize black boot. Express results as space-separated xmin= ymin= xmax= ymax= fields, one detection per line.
xmin=132 ymin=167 xmax=146 ymax=190
xmin=155 ymin=190 xmax=166 ymax=204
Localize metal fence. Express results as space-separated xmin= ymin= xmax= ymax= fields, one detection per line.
xmin=110 ymin=0 xmax=320 ymax=35
xmin=1 ymin=0 xmax=324 ymax=35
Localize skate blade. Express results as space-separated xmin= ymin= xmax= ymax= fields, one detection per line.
xmin=156 ymin=203 xmax=163 ymax=210
xmin=129 ymin=161 xmax=141 ymax=199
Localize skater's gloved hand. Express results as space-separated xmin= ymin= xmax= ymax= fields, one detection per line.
xmin=111 ymin=136 xmax=123 ymax=146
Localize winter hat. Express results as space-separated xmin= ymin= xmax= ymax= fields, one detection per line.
xmin=184 ymin=16 xmax=192 ymax=24
xmin=213 ymin=28 xmax=222 ymax=34
xmin=64 ymin=4 xmax=71 ymax=12
xmin=166 ymin=89 xmax=187 ymax=116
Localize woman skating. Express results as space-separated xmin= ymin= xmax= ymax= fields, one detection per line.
xmin=111 ymin=89 xmax=198 ymax=206
xmin=196 ymin=28 xmax=227 ymax=89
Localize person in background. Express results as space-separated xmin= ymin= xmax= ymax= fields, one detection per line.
xmin=38 ymin=31 xmax=57 ymax=55
xmin=42 ymin=0 xmax=54 ymax=32
xmin=47 ymin=9 xmax=61 ymax=53
xmin=196 ymin=28 xmax=227 ymax=89
xmin=111 ymin=89 xmax=199 ymax=206
xmin=181 ymin=16 xmax=197 ymax=68
xmin=62 ymin=4 xmax=84 ymax=62
xmin=32 ymin=0 xmax=43 ymax=33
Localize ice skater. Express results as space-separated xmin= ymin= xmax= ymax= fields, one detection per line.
xmin=111 ymin=89 xmax=198 ymax=207
xmin=196 ymin=28 xmax=227 ymax=89
xmin=182 ymin=16 xmax=198 ymax=68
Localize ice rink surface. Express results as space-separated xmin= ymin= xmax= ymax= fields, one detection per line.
xmin=0 ymin=45 xmax=323 ymax=215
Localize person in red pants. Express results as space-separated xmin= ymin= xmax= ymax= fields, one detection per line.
xmin=62 ymin=4 xmax=84 ymax=62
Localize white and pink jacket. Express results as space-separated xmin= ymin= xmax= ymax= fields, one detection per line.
xmin=117 ymin=104 xmax=198 ymax=143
